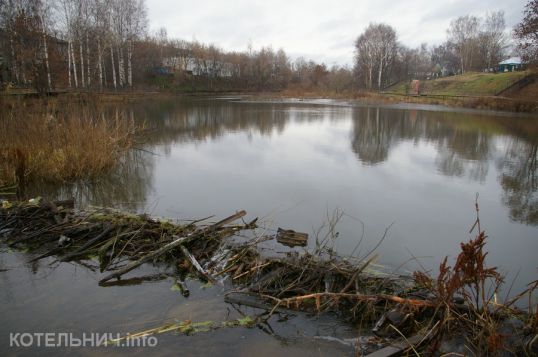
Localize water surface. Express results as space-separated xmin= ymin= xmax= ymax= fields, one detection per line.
xmin=2 ymin=97 xmax=537 ymax=355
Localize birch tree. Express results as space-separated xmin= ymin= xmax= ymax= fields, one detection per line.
xmin=59 ymin=0 xmax=77 ymax=87
xmin=110 ymin=0 xmax=125 ymax=87
xmin=479 ymin=11 xmax=508 ymax=69
xmin=124 ymin=0 xmax=147 ymax=87
xmin=0 ymin=0 xmax=21 ymax=83
xmin=91 ymin=0 xmax=109 ymax=88
xmin=448 ymin=15 xmax=480 ymax=74
xmin=0 ymin=0 xmax=53 ymax=91
xmin=354 ymin=23 xmax=398 ymax=90
xmin=37 ymin=0 xmax=52 ymax=90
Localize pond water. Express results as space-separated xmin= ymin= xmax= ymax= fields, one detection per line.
xmin=2 ymin=97 xmax=537 ymax=355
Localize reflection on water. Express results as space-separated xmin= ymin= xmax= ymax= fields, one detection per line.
xmin=21 ymin=97 xmax=535 ymax=282
xmin=21 ymin=97 xmax=536 ymax=235
xmin=3 ymin=97 xmax=537 ymax=355
xmin=27 ymin=97 xmax=537 ymax=236
xmin=0 ymin=252 xmax=358 ymax=356
xmin=346 ymin=106 xmax=537 ymax=221
xmin=142 ymin=99 xmax=536 ymax=288
xmin=25 ymin=150 xmax=155 ymax=212
xmin=498 ymin=139 xmax=538 ymax=225
xmin=351 ymin=107 xmax=492 ymax=182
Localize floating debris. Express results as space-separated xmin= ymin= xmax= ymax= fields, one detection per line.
xmin=276 ymin=227 xmax=308 ymax=247
xmin=1 ymin=198 xmax=536 ymax=356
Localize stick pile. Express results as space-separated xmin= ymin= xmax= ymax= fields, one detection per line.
xmin=1 ymin=199 xmax=536 ymax=356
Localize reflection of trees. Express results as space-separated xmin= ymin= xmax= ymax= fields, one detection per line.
xmin=25 ymin=150 xmax=154 ymax=212
xmin=132 ymin=100 xmax=538 ymax=225
xmin=132 ymin=99 xmax=349 ymax=155
xmin=137 ymin=100 xmax=289 ymax=151
xmin=350 ymin=107 xmax=402 ymax=165
xmin=497 ymin=139 xmax=538 ymax=225
xmin=349 ymin=106 xmax=536 ymax=223
xmin=23 ymin=98 xmax=352 ymax=210
xmin=435 ymin=130 xmax=490 ymax=182
xmin=350 ymin=108 xmax=491 ymax=182
xmin=436 ymin=151 xmax=465 ymax=177
xmin=22 ymin=98 xmax=534 ymax=223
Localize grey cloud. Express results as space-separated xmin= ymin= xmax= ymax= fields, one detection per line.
xmin=146 ymin=0 xmax=528 ymax=66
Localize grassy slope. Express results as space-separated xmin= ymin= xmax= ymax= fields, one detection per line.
xmin=386 ymin=71 xmax=531 ymax=96
xmin=506 ymin=78 xmax=538 ymax=100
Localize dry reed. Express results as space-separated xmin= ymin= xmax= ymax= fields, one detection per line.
xmin=0 ymin=96 xmax=138 ymax=187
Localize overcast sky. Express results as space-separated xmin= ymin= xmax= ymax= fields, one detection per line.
xmin=145 ymin=0 xmax=527 ymax=67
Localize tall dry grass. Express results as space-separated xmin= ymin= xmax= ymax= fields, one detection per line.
xmin=0 ymin=96 xmax=138 ymax=187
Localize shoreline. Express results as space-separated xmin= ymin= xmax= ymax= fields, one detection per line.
xmin=3 ymin=87 xmax=538 ymax=114
xmin=250 ymin=89 xmax=538 ymax=114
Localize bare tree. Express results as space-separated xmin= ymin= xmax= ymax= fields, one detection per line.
xmin=274 ymin=48 xmax=291 ymax=88
xmin=60 ymin=0 xmax=89 ymax=88
xmin=514 ymin=0 xmax=538 ymax=64
xmin=37 ymin=0 xmax=53 ymax=90
xmin=355 ymin=23 xmax=398 ymax=90
xmin=0 ymin=0 xmax=55 ymax=92
xmin=0 ymin=1 xmax=19 ymax=83
xmin=355 ymin=30 xmax=376 ymax=89
xmin=431 ymin=42 xmax=459 ymax=76
xmin=479 ymin=11 xmax=508 ymax=69
xmin=327 ymin=65 xmax=354 ymax=93
xmin=155 ymin=27 xmax=168 ymax=66
xmin=125 ymin=0 xmax=147 ymax=87
xmin=398 ymin=43 xmax=431 ymax=82
xmin=448 ymin=15 xmax=480 ymax=73
xmin=0 ymin=0 xmax=349 ymax=92
xmin=91 ymin=0 xmax=110 ymax=89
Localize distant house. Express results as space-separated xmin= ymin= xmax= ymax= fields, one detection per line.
xmin=498 ymin=57 xmax=523 ymax=72
xmin=163 ymin=56 xmax=234 ymax=78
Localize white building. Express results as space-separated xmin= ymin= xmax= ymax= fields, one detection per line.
xmin=163 ymin=56 xmax=234 ymax=78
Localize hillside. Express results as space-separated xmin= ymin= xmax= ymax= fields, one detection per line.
xmin=505 ymin=77 xmax=538 ymax=100
xmin=385 ymin=71 xmax=531 ymax=97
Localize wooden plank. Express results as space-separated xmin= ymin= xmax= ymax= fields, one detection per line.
xmin=276 ymin=227 xmax=308 ymax=247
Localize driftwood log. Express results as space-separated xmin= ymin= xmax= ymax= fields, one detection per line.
xmin=276 ymin=227 xmax=308 ymax=247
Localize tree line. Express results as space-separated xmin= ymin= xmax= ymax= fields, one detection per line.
xmin=0 ymin=0 xmax=355 ymax=93
xmin=0 ymin=0 xmax=147 ymax=93
xmin=354 ymin=1 xmax=538 ymax=91
xmin=354 ymin=11 xmax=512 ymax=90
xmin=148 ymin=30 xmax=355 ymax=92
xmin=0 ymin=0 xmax=536 ymax=93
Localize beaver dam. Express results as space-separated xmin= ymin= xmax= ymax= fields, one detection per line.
xmin=1 ymin=199 xmax=537 ymax=356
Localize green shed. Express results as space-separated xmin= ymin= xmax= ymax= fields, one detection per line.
xmin=498 ymin=57 xmax=523 ymax=72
